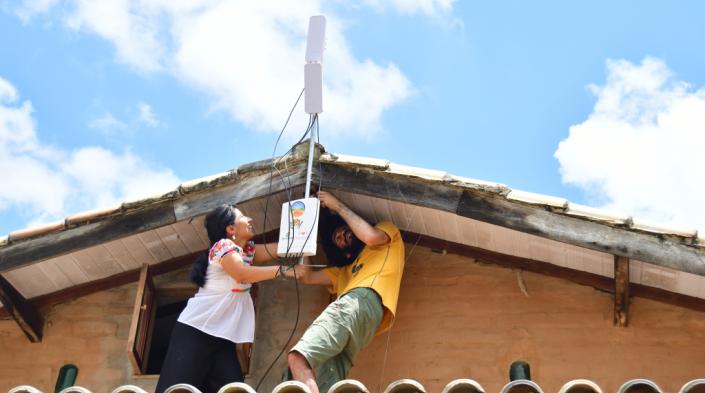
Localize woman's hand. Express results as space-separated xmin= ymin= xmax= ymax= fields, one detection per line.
xmin=283 ymin=264 xmax=311 ymax=280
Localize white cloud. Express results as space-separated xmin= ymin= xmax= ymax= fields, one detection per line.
xmin=0 ymin=78 xmax=19 ymax=103
xmin=360 ymin=0 xmax=456 ymax=16
xmin=138 ymin=101 xmax=158 ymax=127
xmin=14 ymin=0 xmax=60 ymax=22
xmin=0 ymin=76 xmax=180 ymax=228
xmin=64 ymin=0 xmax=165 ymax=72
xmin=11 ymin=0 xmax=446 ymax=137
xmin=88 ymin=112 xmax=128 ymax=133
xmin=171 ymin=1 xmax=413 ymax=135
xmin=555 ymin=58 xmax=705 ymax=230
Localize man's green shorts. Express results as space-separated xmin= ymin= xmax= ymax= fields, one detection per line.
xmin=291 ymin=287 xmax=384 ymax=392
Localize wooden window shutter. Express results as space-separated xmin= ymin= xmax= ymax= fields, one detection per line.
xmin=127 ymin=264 xmax=156 ymax=374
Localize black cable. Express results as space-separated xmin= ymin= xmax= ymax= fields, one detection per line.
xmin=261 ymin=114 xmax=315 ymax=261
xmin=255 ymin=111 xmax=321 ymax=390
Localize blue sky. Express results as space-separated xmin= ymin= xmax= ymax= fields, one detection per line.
xmin=2 ymin=1 xmax=705 ymax=236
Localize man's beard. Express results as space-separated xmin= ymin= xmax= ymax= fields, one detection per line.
xmin=326 ymin=235 xmax=365 ymax=267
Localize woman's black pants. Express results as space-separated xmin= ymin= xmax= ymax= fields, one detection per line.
xmin=155 ymin=322 xmax=243 ymax=393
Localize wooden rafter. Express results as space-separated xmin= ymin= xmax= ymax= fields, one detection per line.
xmin=0 ymin=274 xmax=43 ymax=342
xmin=614 ymin=255 xmax=630 ymax=327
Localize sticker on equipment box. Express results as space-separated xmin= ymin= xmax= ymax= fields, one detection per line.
xmin=277 ymin=197 xmax=319 ymax=257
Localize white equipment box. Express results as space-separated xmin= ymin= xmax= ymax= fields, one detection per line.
xmin=277 ymin=197 xmax=320 ymax=257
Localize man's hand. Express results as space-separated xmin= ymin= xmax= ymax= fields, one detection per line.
xmin=284 ymin=264 xmax=332 ymax=286
xmin=317 ymin=191 xmax=343 ymax=212
xmin=283 ymin=264 xmax=311 ymax=280
xmin=317 ymin=190 xmax=390 ymax=247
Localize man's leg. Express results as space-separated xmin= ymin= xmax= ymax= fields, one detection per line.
xmin=288 ymin=288 xmax=383 ymax=393
xmin=288 ymin=351 xmax=320 ymax=393
xmin=314 ymin=350 xmax=353 ymax=393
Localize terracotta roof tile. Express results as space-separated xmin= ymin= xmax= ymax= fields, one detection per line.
xmin=65 ymin=204 xmax=122 ymax=226
xmin=506 ymin=189 xmax=568 ymax=210
xmin=320 ymin=153 xmax=390 ymax=170
xmin=630 ymin=218 xmax=698 ymax=238
xmin=8 ymin=220 xmax=65 ymax=242
xmin=10 ymin=378 xmax=705 ymax=393
xmin=565 ymin=202 xmax=631 ymax=225
xmin=387 ymin=163 xmax=449 ymax=181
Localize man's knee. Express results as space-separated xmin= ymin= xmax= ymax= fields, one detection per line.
xmin=288 ymin=351 xmax=310 ymax=370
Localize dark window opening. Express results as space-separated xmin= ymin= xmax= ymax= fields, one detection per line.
xmin=145 ymin=299 xmax=189 ymax=375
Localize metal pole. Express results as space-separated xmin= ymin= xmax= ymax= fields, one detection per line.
xmin=304 ymin=116 xmax=317 ymax=198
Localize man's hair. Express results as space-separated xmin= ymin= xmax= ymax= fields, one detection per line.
xmin=319 ymin=207 xmax=365 ymax=267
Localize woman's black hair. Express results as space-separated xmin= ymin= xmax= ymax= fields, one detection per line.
xmin=191 ymin=204 xmax=237 ymax=287
xmin=319 ymin=207 xmax=365 ymax=267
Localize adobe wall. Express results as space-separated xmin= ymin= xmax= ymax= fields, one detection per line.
xmin=1 ymin=245 xmax=704 ymax=393
xmin=0 ymin=281 xmax=142 ymax=392
xmin=0 ymin=268 xmax=328 ymax=393
xmin=349 ymin=247 xmax=705 ymax=393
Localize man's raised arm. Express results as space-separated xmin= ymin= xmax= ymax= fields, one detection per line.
xmin=317 ymin=191 xmax=390 ymax=246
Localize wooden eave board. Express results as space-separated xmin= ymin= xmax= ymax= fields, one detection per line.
xmin=0 ymin=191 xmax=295 ymax=299
xmin=331 ymin=192 xmax=705 ymax=300
xmin=1 ymin=182 xmax=705 ymax=303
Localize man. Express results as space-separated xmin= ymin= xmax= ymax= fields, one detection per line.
xmin=287 ymin=191 xmax=405 ymax=393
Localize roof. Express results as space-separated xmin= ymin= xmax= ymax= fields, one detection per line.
xmin=7 ymin=377 xmax=705 ymax=393
xmin=1 ymin=141 xmax=704 ymax=307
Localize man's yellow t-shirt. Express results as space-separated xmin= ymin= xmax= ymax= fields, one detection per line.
xmin=323 ymin=221 xmax=405 ymax=335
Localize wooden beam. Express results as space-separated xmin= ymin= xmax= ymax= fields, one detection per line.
xmin=174 ymin=165 xmax=308 ymax=221
xmin=0 ymin=274 xmax=43 ymax=342
xmin=0 ymin=165 xmax=308 ymax=273
xmin=318 ymin=164 xmax=462 ymax=213
xmin=614 ymin=255 xmax=630 ymax=327
xmin=399 ymin=231 xmax=705 ymax=313
xmin=455 ymin=190 xmax=705 ymax=277
xmin=0 ymin=251 xmax=198 ymax=320
xmin=0 ymin=230 xmax=280 ymax=320
xmin=2 ymin=229 xmax=705 ymax=321
xmin=0 ymin=203 xmax=176 ymax=273
xmin=319 ymin=163 xmax=705 ymax=278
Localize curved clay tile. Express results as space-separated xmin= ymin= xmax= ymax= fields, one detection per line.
xmin=326 ymin=379 xmax=369 ymax=393
xmin=440 ymin=378 xmax=486 ymax=393
xmin=110 ymin=385 xmax=149 ymax=393
xmin=7 ymin=386 xmax=44 ymax=393
xmin=57 ymin=387 xmax=93 ymax=393
xmin=163 ymin=384 xmax=203 ymax=393
xmin=499 ymin=380 xmax=544 ymax=393
xmin=216 ymin=382 xmax=257 ymax=393
xmin=679 ymin=379 xmax=705 ymax=393
xmin=381 ymin=379 xmax=426 ymax=393
xmin=617 ymin=379 xmax=663 ymax=393
xmin=270 ymin=380 xmax=312 ymax=393
xmin=558 ymin=379 xmax=603 ymax=393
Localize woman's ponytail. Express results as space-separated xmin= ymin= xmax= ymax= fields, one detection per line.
xmin=190 ymin=252 xmax=209 ymax=287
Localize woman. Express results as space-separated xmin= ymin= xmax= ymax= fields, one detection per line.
xmin=156 ymin=204 xmax=287 ymax=393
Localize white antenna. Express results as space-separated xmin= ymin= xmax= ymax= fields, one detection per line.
xmin=277 ymin=15 xmax=326 ymax=258
xmin=305 ymin=15 xmax=326 ymax=63
xmin=304 ymin=15 xmax=325 ymax=115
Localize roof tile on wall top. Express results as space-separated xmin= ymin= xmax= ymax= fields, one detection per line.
xmin=446 ymin=174 xmax=508 ymax=194
xmin=65 ymin=204 xmax=123 ymax=226
xmin=8 ymin=220 xmax=65 ymax=242
xmin=320 ymin=152 xmax=390 ymax=170
xmin=387 ymin=163 xmax=449 ymax=181
xmin=179 ymin=170 xmax=238 ymax=194
xmin=506 ymin=189 xmax=569 ymax=210
xmin=630 ymin=218 xmax=698 ymax=238
xmin=565 ymin=203 xmax=631 ymax=225
xmin=121 ymin=189 xmax=181 ymax=210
